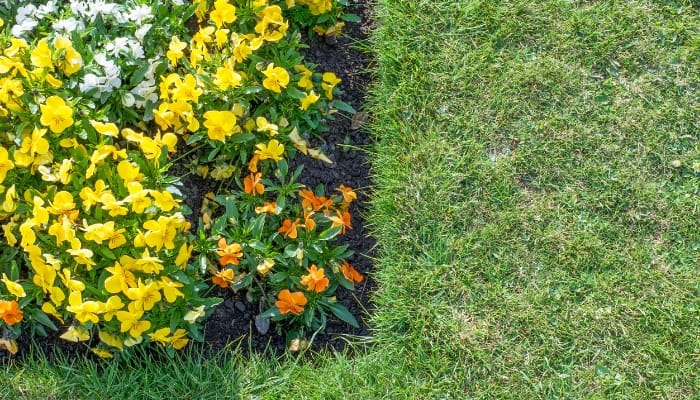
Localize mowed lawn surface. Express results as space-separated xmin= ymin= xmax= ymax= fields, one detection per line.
xmin=4 ymin=1 xmax=700 ymax=398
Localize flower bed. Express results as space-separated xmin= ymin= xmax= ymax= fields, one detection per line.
xmin=0 ymin=0 xmax=372 ymax=358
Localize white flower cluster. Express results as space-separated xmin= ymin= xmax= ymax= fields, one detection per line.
xmin=6 ymin=0 xmax=189 ymax=111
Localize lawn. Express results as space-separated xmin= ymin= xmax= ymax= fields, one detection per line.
xmin=4 ymin=0 xmax=700 ymax=398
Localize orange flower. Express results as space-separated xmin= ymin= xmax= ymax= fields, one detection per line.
xmin=0 ymin=299 xmax=23 ymax=325
xmin=212 ymin=268 xmax=234 ymax=288
xmin=327 ymin=210 xmax=352 ymax=234
xmin=216 ymin=238 xmax=242 ymax=266
xmin=278 ymin=218 xmax=300 ymax=239
xmin=340 ymin=261 xmax=363 ymax=284
xmin=299 ymin=189 xmax=332 ymax=212
xmin=300 ymin=264 xmax=329 ymax=293
xmin=303 ymin=210 xmax=316 ymax=232
xmin=243 ymin=172 xmax=264 ymax=196
xmin=275 ymin=289 xmax=307 ymax=315
xmin=248 ymin=154 xmax=260 ymax=172
xmin=336 ymin=185 xmax=357 ymax=204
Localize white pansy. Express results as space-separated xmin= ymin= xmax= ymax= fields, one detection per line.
xmin=79 ymin=74 xmax=102 ymax=94
xmin=36 ymin=1 xmax=58 ymax=19
xmin=11 ymin=19 xmax=38 ymax=37
xmin=122 ymin=92 xmax=136 ymax=107
xmin=129 ymin=40 xmax=145 ymax=59
xmin=105 ymin=37 xmax=130 ymax=57
xmin=127 ymin=4 xmax=152 ymax=24
xmin=134 ymin=24 xmax=152 ymax=42
xmin=53 ymin=18 xmax=85 ymax=35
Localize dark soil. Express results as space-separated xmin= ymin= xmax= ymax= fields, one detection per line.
xmin=2 ymin=0 xmax=373 ymax=362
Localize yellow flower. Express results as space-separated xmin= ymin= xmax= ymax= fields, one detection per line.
xmin=91 ymin=348 xmax=113 ymax=359
xmin=254 ymin=139 xmax=285 ymax=161
xmin=255 ymin=116 xmax=278 ymax=136
xmin=30 ymin=39 xmax=53 ymax=70
xmin=100 ymin=295 xmax=125 ymax=322
xmin=126 ymin=280 xmax=162 ymax=311
xmin=210 ymin=0 xmax=237 ymax=28
xmin=167 ymin=36 xmax=188 ymax=66
xmin=255 ymin=7 xmax=289 ymax=43
xmin=175 ymin=243 xmax=193 ymax=269
xmin=54 ymin=37 xmax=82 ymax=76
xmin=79 ymin=180 xmax=108 ymax=211
xmin=158 ymin=277 xmax=184 ymax=303
xmin=116 ymin=302 xmax=151 ymax=338
xmin=134 ymin=248 xmax=164 ymax=274
xmin=213 ymin=66 xmax=242 ymax=90
xmin=104 ymin=261 xmax=136 ymax=294
xmin=149 ymin=327 xmax=172 ymax=345
xmin=67 ymin=245 xmax=96 ymax=271
xmin=184 ymin=305 xmax=206 ymax=324
xmin=151 ymin=190 xmax=180 ymax=212
xmin=143 ymin=216 xmax=177 ymax=251
xmin=2 ymin=273 xmax=25 ymax=298
xmin=322 ymin=72 xmax=342 ymax=100
xmin=171 ymin=74 xmax=202 ymax=104
xmin=257 ymin=258 xmax=275 ymax=276
xmin=59 ymin=268 xmax=85 ymax=293
xmin=99 ymin=331 xmax=124 ymax=350
xmin=262 ymin=63 xmax=289 ymax=93
xmin=169 ymin=329 xmax=189 ymax=350
xmin=300 ymin=90 xmax=320 ymax=111
xmin=0 ymin=147 xmax=14 ymax=184
xmin=60 ymin=325 xmax=90 ymax=342
xmin=203 ymin=110 xmax=238 ymax=142
xmin=41 ymin=302 xmax=64 ymax=324
xmin=90 ymin=120 xmax=119 ymax=137
xmin=66 ymin=291 xmax=101 ymax=324
xmin=294 ymin=64 xmax=314 ymax=90
xmin=2 ymin=184 xmax=17 ymax=213
xmin=40 ymin=95 xmax=74 ymax=133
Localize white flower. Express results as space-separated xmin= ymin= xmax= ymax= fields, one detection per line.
xmin=104 ymin=37 xmax=130 ymax=57
xmin=53 ymin=18 xmax=85 ymax=35
xmin=36 ymin=1 xmax=58 ymax=19
xmin=16 ymin=4 xmax=37 ymax=23
xmin=134 ymin=24 xmax=152 ymax=42
xmin=171 ymin=0 xmax=185 ymax=6
xmin=122 ymin=92 xmax=136 ymax=107
xmin=128 ymin=40 xmax=145 ymax=59
xmin=127 ymin=5 xmax=152 ymax=24
xmin=79 ymin=73 xmax=102 ymax=93
xmin=11 ymin=19 xmax=38 ymax=37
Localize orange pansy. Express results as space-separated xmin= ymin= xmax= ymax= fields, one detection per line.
xmin=243 ymin=172 xmax=264 ymax=196
xmin=275 ymin=289 xmax=307 ymax=315
xmin=340 ymin=261 xmax=363 ymax=284
xmin=278 ymin=218 xmax=300 ymax=239
xmin=300 ymin=264 xmax=329 ymax=293
xmin=0 ymin=299 xmax=23 ymax=325
xmin=212 ymin=268 xmax=234 ymax=288
xmin=216 ymin=238 xmax=242 ymax=266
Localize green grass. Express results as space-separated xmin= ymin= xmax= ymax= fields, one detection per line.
xmin=4 ymin=0 xmax=700 ymax=398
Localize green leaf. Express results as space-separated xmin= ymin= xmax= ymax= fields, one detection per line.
xmin=341 ymin=13 xmax=361 ymax=23
xmin=260 ymin=306 xmax=280 ymax=319
xmin=332 ymin=100 xmax=356 ymax=114
xmin=318 ymin=225 xmax=342 ymax=241
xmin=328 ymin=302 xmax=359 ymax=328
xmin=251 ymin=214 xmax=266 ymax=239
xmin=31 ymin=309 xmax=58 ymax=331
xmin=232 ymin=273 xmax=254 ymax=290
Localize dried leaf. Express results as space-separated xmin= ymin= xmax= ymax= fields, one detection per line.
xmin=288 ymin=127 xmax=308 ymax=155
xmin=0 ymin=338 xmax=17 ymax=355
xmin=308 ymin=148 xmax=333 ymax=164
xmin=350 ymin=111 xmax=368 ymax=130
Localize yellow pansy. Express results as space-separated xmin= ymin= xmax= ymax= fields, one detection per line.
xmin=175 ymin=243 xmax=193 ymax=269
xmin=90 ymin=120 xmax=119 ymax=137
xmin=60 ymin=325 xmax=90 ymax=342
xmin=254 ymin=139 xmax=285 ymax=161
xmin=2 ymin=273 xmax=25 ymax=298
xmin=66 ymin=291 xmax=101 ymax=324
xmin=134 ymin=248 xmax=164 ymax=274
xmin=300 ymin=90 xmax=320 ymax=111
xmin=0 ymin=147 xmax=14 ymax=184
xmin=30 ymin=39 xmax=53 ymax=70
xmin=99 ymin=331 xmax=124 ymax=350
xmin=41 ymin=302 xmax=64 ymax=323
xmin=203 ymin=110 xmax=238 ymax=142
xmin=54 ymin=37 xmax=82 ymax=76
xmin=100 ymin=295 xmax=125 ymax=322
xmin=126 ymin=279 xmax=162 ymax=312
xmin=213 ymin=66 xmax=242 ymax=90
xmin=262 ymin=63 xmax=289 ymax=93
xmin=159 ymin=277 xmax=184 ymax=303
xmin=40 ymin=96 xmax=74 ymax=133
xmin=116 ymin=302 xmax=151 ymax=338
xmin=322 ymin=72 xmax=342 ymax=100
xmin=167 ymin=36 xmax=187 ymax=66
xmin=2 ymin=184 xmax=17 ymax=213
xmin=210 ymin=0 xmax=237 ymax=28
xmin=104 ymin=261 xmax=136 ymax=294
xmin=184 ymin=305 xmax=206 ymax=324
